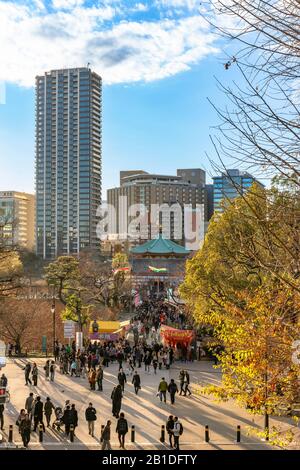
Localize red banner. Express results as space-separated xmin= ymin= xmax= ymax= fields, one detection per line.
xmin=160 ymin=325 xmax=195 ymax=347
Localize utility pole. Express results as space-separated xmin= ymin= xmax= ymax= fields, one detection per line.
xmin=51 ymin=297 xmax=56 ymax=357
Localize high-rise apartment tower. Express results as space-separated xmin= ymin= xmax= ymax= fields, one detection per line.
xmin=35 ymin=67 xmax=102 ymax=258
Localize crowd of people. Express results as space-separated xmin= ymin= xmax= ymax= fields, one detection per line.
xmin=1 ymin=299 xmax=195 ymax=449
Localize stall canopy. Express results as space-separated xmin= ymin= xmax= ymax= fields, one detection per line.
xmin=160 ymin=325 xmax=195 ymax=347
xmin=89 ymin=320 xmax=130 ymax=340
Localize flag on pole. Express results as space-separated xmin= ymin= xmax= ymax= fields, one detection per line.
xmin=113 ymin=267 xmax=130 ymax=275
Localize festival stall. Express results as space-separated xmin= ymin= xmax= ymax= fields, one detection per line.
xmin=160 ymin=325 xmax=195 ymax=348
xmin=89 ymin=320 xmax=130 ymax=341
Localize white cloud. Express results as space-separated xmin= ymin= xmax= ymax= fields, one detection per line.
xmin=52 ymin=0 xmax=85 ymax=10
xmin=0 ymin=1 xmax=219 ymax=87
xmin=132 ymin=2 xmax=149 ymax=12
xmin=155 ymin=0 xmax=199 ymax=10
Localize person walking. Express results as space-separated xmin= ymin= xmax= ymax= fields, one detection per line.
xmin=17 ymin=409 xmax=27 ymax=433
xmin=50 ymin=361 xmax=56 ymax=382
xmin=117 ymin=351 xmax=124 ymax=371
xmin=184 ymin=371 xmax=192 ymax=396
xmin=158 ymin=377 xmax=168 ymax=403
xmin=111 ymin=384 xmax=122 ymax=418
xmin=158 ymin=350 xmax=163 ymax=370
xmin=44 ymin=397 xmax=55 ymax=427
xmin=33 ymin=396 xmax=45 ymax=432
xmin=116 ymin=412 xmax=128 ymax=449
xmin=168 ymin=379 xmax=178 ymax=405
xmin=32 ymin=363 xmax=38 ymax=386
xmin=0 ymin=403 xmax=4 ymax=430
xmin=88 ymin=368 xmax=96 ymax=390
xmin=135 ymin=348 xmax=142 ymax=368
xmin=44 ymin=360 xmax=50 ymax=381
xmin=101 ymin=420 xmax=112 ymax=450
xmin=96 ymin=365 xmax=103 ymax=391
xmin=25 ymin=393 xmax=34 ymax=419
xmin=173 ymin=416 xmax=183 ymax=450
xmin=132 ymin=371 xmax=141 ymax=395
xmin=62 ymin=405 xmax=72 ymax=437
xmin=152 ymin=356 xmax=158 ymax=375
xmin=179 ymin=370 xmax=185 ymax=395
xmin=20 ymin=414 xmax=31 ymax=448
xmin=70 ymin=404 xmax=78 ymax=435
xmin=70 ymin=360 xmax=77 ymax=377
xmin=166 ymin=415 xmax=174 ymax=448
xmin=117 ymin=368 xmax=127 ymax=392
xmin=144 ymin=352 xmax=151 ymax=373
xmin=24 ymin=363 xmax=32 ymax=385
xmin=54 ymin=341 xmax=60 ymax=362
xmin=0 ymin=373 xmax=8 ymax=387
xmin=85 ymin=403 xmax=97 ymax=437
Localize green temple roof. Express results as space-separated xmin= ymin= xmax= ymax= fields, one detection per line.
xmin=130 ymin=233 xmax=190 ymax=255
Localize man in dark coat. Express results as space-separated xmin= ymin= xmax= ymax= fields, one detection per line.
xmin=117 ymin=369 xmax=127 ymax=392
xmin=44 ymin=397 xmax=55 ymax=427
xmin=132 ymin=371 xmax=141 ymax=395
xmin=85 ymin=402 xmax=97 ymax=437
xmin=166 ymin=415 xmax=174 ymax=448
xmin=70 ymin=404 xmax=78 ymax=434
xmin=179 ymin=370 xmax=185 ymax=395
xmin=20 ymin=414 xmax=31 ymax=448
xmin=184 ymin=371 xmax=192 ymax=396
xmin=101 ymin=420 xmax=111 ymax=450
xmin=33 ymin=396 xmax=45 ymax=432
xmin=116 ymin=412 xmax=128 ymax=449
xmin=111 ymin=384 xmax=122 ymax=418
xmin=62 ymin=405 xmax=72 ymax=436
xmin=117 ymin=351 xmax=124 ymax=370
xmin=24 ymin=363 xmax=32 ymax=385
xmin=168 ymin=379 xmax=178 ymax=405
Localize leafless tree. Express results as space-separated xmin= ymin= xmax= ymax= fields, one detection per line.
xmin=202 ymin=0 xmax=300 ymax=182
xmin=0 ymin=217 xmax=22 ymax=297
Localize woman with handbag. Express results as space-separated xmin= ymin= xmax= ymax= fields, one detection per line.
xmin=16 ymin=408 xmax=26 ymax=433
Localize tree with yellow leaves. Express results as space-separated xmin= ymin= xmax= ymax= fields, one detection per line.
xmin=180 ymin=183 xmax=300 ymax=442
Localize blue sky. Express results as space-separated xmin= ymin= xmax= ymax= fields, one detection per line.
xmin=0 ymin=0 xmax=239 ymax=196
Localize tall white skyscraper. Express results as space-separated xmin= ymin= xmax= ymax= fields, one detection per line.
xmin=35 ymin=67 xmax=102 ymax=258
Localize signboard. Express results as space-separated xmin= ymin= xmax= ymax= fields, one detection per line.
xmin=160 ymin=325 xmax=195 ymax=347
xmin=64 ymin=321 xmax=75 ymax=339
xmin=76 ymin=332 xmax=83 ymax=351
xmin=89 ymin=321 xmax=121 ymax=340
xmin=42 ymin=336 xmax=47 ymax=353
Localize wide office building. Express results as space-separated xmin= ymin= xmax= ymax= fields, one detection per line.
xmin=213 ymin=169 xmax=263 ymax=213
xmin=107 ymin=169 xmax=206 ymax=250
xmin=35 ymin=67 xmax=102 ymax=259
xmin=0 ymin=191 xmax=36 ymax=251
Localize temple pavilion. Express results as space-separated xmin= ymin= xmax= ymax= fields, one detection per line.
xmin=130 ymin=233 xmax=190 ymax=298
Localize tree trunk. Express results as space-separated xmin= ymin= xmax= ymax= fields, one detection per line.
xmin=264 ymin=412 xmax=269 ymax=441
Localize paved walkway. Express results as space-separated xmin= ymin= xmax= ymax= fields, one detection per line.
xmin=0 ymin=358 xmax=298 ymax=450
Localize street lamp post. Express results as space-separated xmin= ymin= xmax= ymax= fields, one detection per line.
xmin=51 ymin=299 xmax=56 ymax=358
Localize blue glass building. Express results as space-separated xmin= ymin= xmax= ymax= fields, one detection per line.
xmin=213 ymin=169 xmax=263 ymax=213
xmin=35 ymin=68 xmax=102 ymax=258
